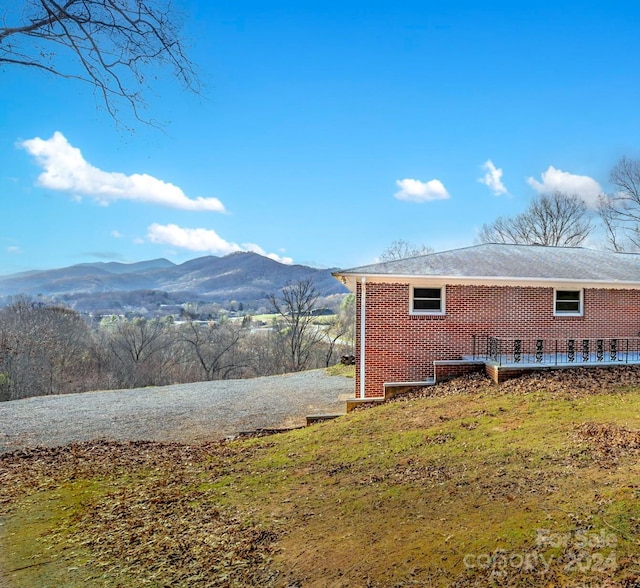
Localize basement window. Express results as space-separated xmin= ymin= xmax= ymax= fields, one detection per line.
xmin=411 ymin=287 xmax=444 ymax=315
xmin=554 ymin=289 xmax=583 ymax=316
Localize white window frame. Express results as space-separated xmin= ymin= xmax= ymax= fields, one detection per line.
xmin=554 ymin=288 xmax=583 ymax=317
xmin=410 ymin=286 xmax=445 ymax=316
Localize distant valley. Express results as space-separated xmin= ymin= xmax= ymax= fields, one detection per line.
xmin=0 ymin=252 xmax=348 ymax=316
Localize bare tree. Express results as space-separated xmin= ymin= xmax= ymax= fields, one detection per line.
xmin=380 ymin=240 xmax=433 ymax=262
xmin=269 ymin=279 xmax=323 ymax=372
xmin=101 ymin=315 xmax=174 ymax=387
xmin=337 ymin=293 xmax=355 ymax=348
xmin=240 ymin=329 xmax=284 ymax=377
xmin=477 ymin=191 xmax=593 ymax=246
xmin=178 ymin=319 xmax=245 ymax=381
xmin=321 ymin=316 xmax=349 ymax=368
xmin=320 ymin=293 xmax=355 ymax=367
xmin=0 ymin=298 xmax=96 ymax=399
xmin=598 ymin=156 xmax=640 ymax=251
xmin=37 ymin=305 xmax=97 ymax=393
xmin=598 ymin=196 xmax=627 ymax=252
xmin=0 ymin=0 xmax=199 ymax=123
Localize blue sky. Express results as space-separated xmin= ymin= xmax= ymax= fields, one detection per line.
xmin=1 ymin=0 xmax=640 ymax=275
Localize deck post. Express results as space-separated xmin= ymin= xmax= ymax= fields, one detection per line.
xmin=359 ymin=277 xmax=367 ymax=399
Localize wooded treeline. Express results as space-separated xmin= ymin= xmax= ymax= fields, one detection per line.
xmin=0 ymin=282 xmax=355 ymax=401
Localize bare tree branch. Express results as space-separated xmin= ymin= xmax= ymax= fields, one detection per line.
xmin=598 ymin=156 xmax=640 ymax=251
xmin=179 ymin=320 xmax=245 ymax=381
xmin=269 ymin=279 xmax=323 ymax=372
xmin=477 ymin=191 xmax=593 ymax=247
xmin=0 ymin=0 xmax=199 ymax=125
xmin=380 ymin=240 xmax=433 ymax=262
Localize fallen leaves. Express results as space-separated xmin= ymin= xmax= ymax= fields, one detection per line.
xmin=5 ymin=367 xmax=640 ymax=586
xmin=1 ymin=440 xmax=282 ymax=587
xmin=393 ymin=365 xmax=640 ymax=402
xmin=577 ymin=422 xmax=640 ymax=453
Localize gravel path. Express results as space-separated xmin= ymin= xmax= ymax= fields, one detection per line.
xmin=0 ymin=370 xmax=353 ymax=454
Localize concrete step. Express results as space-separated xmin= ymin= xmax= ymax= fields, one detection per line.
xmin=306 ymin=413 xmax=344 ymax=425
xmin=345 ymin=397 xmax=385 ymax=413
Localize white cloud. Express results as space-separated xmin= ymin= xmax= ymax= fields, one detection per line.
xmin=111 ymin=230 xmax=123 ymax=238
xmin=478 ymin=160 xmax=507 ymax=195
xmin=20 ymin=132 xmax=226 ymax=212
xmin=147 ymin=223 xmax=294 ymax=265
xmin=6 ymin=246 xmax=21 ymax=254
xmin=394 ymin=178 xmax=450 ymax=202
xmin=527 ymin=165 xmax=602 ymax=209
xmin=241 ymin=242 xmax=294 ymax=264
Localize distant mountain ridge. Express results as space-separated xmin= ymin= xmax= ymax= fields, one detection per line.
xmin=74 ymin=258 xmax=176 ymax=275
xmin=0 ymin=252 xmax=348 ymax=313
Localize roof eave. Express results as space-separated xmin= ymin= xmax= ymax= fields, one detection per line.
xmin=332 ymin=271 xmax=640 ymax=292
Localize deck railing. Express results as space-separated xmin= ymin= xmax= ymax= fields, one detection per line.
xmin=472 ymin=336 xmax=640 ymax=366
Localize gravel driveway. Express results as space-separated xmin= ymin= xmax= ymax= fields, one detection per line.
xmin=0 ymin=370 xmax=353 ymax=454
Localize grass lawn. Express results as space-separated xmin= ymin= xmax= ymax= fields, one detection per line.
xmin=2 ymin=367 xmax=640 ymax=586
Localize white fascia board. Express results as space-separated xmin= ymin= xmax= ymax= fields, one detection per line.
xmin=334 ymin=272 xmax=640 ymax=292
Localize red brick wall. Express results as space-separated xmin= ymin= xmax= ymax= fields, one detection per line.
xmin=356 ymin=282 xmax=640 ymax=397
xmin=434 ymin=362 xmax=484 ymax=381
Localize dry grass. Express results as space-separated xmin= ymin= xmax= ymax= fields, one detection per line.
xmin=325 ymin=363 xmax=355 ymax=378
xmin=3 ymin=367 xmax=640 ymax=587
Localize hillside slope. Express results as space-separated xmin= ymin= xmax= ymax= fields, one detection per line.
xmin=2 ymin=367 xmax=640 ymax=587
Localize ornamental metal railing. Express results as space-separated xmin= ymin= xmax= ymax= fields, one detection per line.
xmin=472 ymin=336 xmax=640 ymax=366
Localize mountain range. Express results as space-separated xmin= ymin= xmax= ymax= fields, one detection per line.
xmin=0 ymin=252 xmax=348 ymax=314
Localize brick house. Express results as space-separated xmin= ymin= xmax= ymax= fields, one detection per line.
xmin=333 ymin=243 xmax=640 ymax=399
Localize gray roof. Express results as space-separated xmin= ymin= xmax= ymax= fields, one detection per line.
xmin=335 ymin=243 xmax=640 ymax=283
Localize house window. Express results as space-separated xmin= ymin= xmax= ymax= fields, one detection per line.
xmin=554 ymin=289 xmax=583 ymax=316
xmin=412 ymin=287 xmax=444 ymax=315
